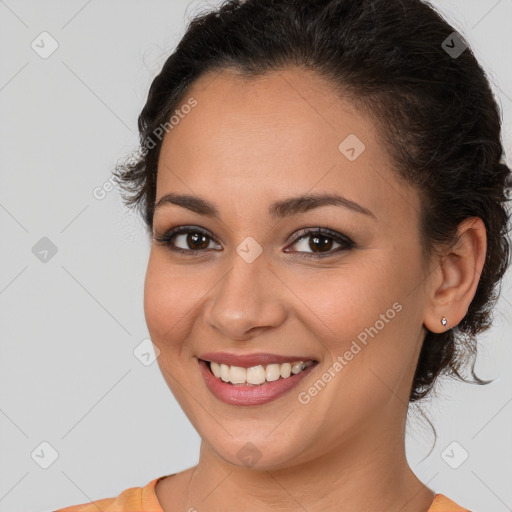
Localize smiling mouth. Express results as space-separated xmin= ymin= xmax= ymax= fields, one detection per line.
xmin=201 ymin=359 xmax=317 ymax=386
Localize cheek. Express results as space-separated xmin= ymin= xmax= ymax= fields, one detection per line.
xmin=322 ymin=257 xmax=422 ymax=400
xmin=297 ymin=257 xmax=396 ymax=337
xmin=143 ymin=251 xmax=198 ymax=347
xmin=298 ymin=254 xmax=418 ymax=375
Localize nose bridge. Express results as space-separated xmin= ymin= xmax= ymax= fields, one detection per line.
xmin=204 ymin=244 xmax=286 ymax=338
xmin=218 ymin=232 xmax=270 ymax=299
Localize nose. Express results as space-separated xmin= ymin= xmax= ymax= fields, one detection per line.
xmin=203 ymin=253 xmax=288 ymax=340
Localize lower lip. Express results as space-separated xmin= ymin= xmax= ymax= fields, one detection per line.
xmin=198 ymin=358 xmax=318 ymax=406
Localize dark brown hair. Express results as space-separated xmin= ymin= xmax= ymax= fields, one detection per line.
xmin=113 ymin=0 xmax=511 ymax=405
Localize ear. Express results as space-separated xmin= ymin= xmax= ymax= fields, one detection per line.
xmin=423 ymin=217 xmax=487 ymax=333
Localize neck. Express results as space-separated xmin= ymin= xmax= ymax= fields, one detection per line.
xmin=178 ymin=416 xmax=435 ymax=512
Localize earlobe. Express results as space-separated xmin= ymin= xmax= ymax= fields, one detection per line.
xmin=423 ymin=217 xmax=487 ymax=333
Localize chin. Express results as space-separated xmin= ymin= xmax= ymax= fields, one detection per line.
xmin=203 ymin=429 xmax=314 ymax=471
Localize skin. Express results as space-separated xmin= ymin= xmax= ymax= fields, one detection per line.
xmin=145 ymin=67 xmax=487 ymax=512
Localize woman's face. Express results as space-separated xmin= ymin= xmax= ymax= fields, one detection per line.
xmin=144 ymin=67 xmax=431 ymax=469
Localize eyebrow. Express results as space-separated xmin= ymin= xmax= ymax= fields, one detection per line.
xmin=154 ymin=192 xmax=375 ymax=220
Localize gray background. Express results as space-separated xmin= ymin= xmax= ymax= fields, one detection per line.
xmin=0 ymin=1 xmax=511 ymax=511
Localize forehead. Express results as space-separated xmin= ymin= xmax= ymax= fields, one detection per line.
xmin=155 ymin=67 xmax=416 ymax=224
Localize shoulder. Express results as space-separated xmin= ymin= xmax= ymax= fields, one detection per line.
xmin=428 ymin=493 xmax=473 ymax=512
xmin=54 ymin=475 xmax=169 ymax=512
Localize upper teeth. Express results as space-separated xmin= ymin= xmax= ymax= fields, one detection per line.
xmin=209 ymin=360 xmax=314 ymax=385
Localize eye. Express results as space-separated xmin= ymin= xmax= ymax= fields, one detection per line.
xmin=154 ymin=225 xmax=355 ymax=259
xmin=285 ymin=227 xmax=355 ymax=260
xmin=153 ymin=226 xmax=221 ymax=255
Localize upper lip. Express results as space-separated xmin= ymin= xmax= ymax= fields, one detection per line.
xmin=197 ymin=352 xmax=318 ymax=368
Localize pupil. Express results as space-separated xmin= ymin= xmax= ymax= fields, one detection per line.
xmin=310 ymin=235 xmax=332 ymax=252
xmin=188 ymin=233 xmax=209 ymax=250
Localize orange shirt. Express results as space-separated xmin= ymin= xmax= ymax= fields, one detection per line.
xmin=54 ymin=474 xmax=472 ymax=512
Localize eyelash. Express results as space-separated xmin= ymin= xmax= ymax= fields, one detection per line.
xmin=153 ymin=226 xmax=356 ymax=260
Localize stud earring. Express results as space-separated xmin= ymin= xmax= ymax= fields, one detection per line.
xmin=441 ymin=317 xmax=448 ymax=327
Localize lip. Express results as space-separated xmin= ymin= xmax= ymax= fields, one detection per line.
xmin=198 ymin=357 xmax=319 ymax=406
xmin=197 ymin=351 xmax=317 ymax=368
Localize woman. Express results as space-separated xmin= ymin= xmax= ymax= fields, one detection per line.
xmin=56 ymin=0 xmax=511 ymax=510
